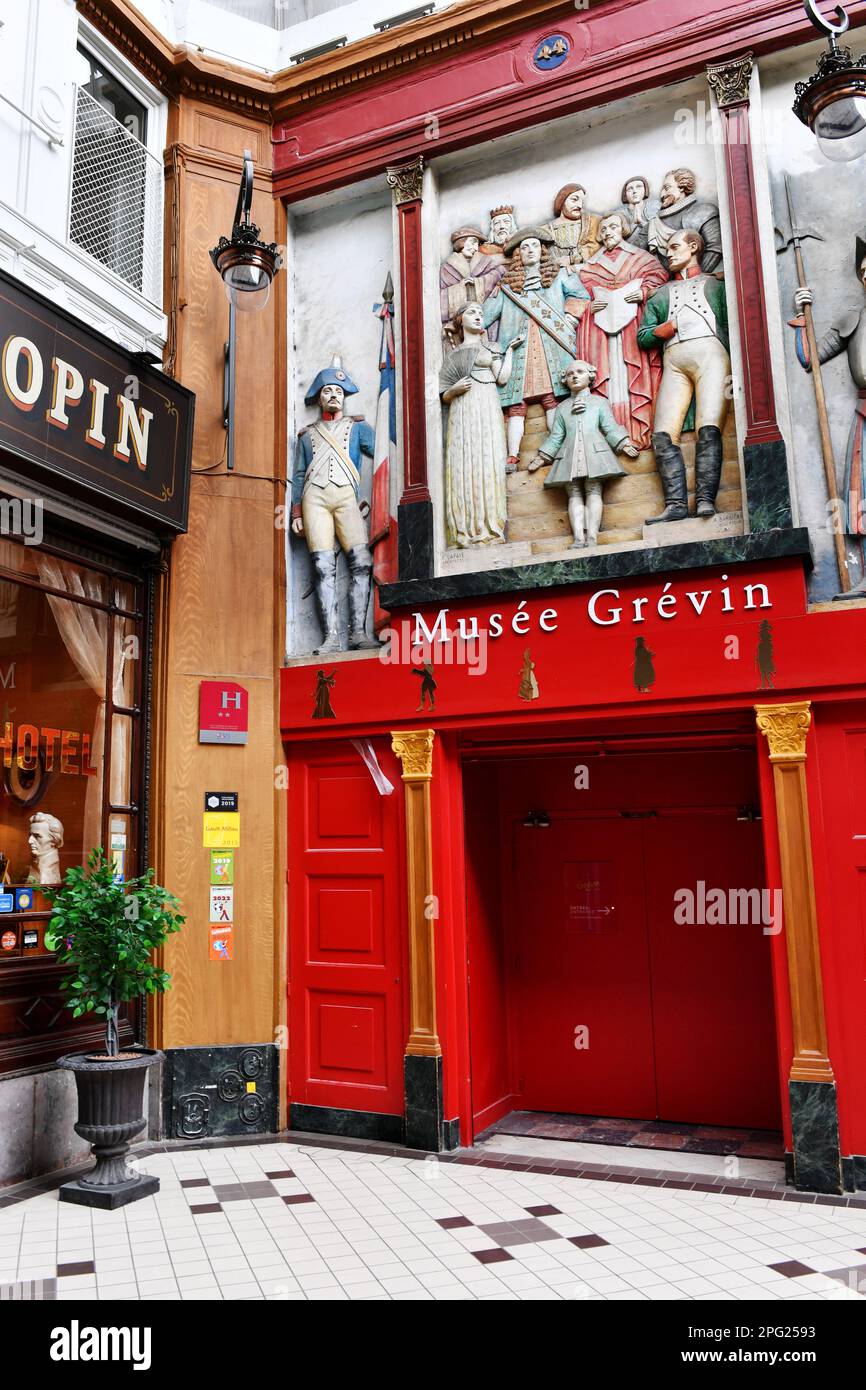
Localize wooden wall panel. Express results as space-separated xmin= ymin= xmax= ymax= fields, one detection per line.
xmin=154 ymin=100 xmax=287 ymax=1053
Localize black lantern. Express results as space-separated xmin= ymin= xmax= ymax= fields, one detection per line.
xmin=209 ymin=149 xmax=282 ymax=312
xmin=794 ymin=0 xmax=866 ymax=163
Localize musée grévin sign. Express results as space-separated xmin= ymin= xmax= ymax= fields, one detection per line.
xmin=0 ymin=270 xmax=193 ymax=533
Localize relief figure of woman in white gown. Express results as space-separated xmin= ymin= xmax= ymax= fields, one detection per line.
xmin=439 ymin=302 xmax=523 ymax=548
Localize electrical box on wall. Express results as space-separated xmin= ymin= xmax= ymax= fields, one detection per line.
xmin=162 ymin=1044 xmax=279 ymax=1140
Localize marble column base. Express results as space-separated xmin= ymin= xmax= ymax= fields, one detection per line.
xmin=842 ymin=1155 xmax=866 ymax=1192
xmin=789 ymin=1079 xmax=843 ymax=1194
xmin=397 ymin=499 xmax=434 ymax=580
xmin=403 ymin=1053 xmax=443 ymax=1151
xmin=743 ymin=437 xmax=792 ymax=531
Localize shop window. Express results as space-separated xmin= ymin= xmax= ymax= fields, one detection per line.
xmin=69 ymin=43 xmax=163 ymax=305
xmin=0 ymin=539 xmax=144 ymax=976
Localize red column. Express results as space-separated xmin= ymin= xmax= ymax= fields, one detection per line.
xmin=707 ymin=53 xmax=783 ymax=448
xmin=386 ymin=156 xmax=430 ymax=505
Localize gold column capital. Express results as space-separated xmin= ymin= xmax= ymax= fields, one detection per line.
xmin=755 ymin=701 xmax=812 ymax=763
xmin=386 ymin=155 xmax=424 ymax=205
xmin=706 ymin=52 xmax=754 ymax=108
xmin=391 ymin=729 xmax=435 ymax=781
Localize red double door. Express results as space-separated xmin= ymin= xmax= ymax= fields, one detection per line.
xmin=512 ymin=813 xmax=781 ymax=1129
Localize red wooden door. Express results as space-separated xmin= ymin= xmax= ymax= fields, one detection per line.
xmin=512 ymin=818 xmax=657 ymax=1117
xmin=288 ymin=742 xmax=405 ymax=1117
xmin=645 ymin=813 xmax=781 ymax=1129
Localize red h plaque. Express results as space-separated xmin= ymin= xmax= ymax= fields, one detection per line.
xmin=199 ymin=681 xmax=249 ymax=745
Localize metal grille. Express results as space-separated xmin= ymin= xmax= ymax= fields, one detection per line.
xmin=69 ymin=86 xmax=162 ymax=305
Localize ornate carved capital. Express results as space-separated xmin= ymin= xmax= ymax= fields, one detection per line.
xmin=706 ymin=52 xmax=754 ymax=108
xmin=391 ymin=729 xmax=435 ymax=780
xmin=755 ymin=701 xmax=812 ymax=763
xmin=386 ymin=156 xmax=424 ymax=205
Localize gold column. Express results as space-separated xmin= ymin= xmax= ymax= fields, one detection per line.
xmin=755 ymin=702 xmax=834 ymax=1083
xmin=391 ymin=729 xmax=440 ymax=1058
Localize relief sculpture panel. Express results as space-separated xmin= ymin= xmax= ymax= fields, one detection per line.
xmin=435 ymin=157 xmax=743 ymax=572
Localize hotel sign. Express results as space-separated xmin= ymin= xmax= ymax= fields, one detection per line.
xmin=0 ymin=269 xmax=193 ymax=533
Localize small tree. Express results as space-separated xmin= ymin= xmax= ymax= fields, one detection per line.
xmin=45 ymin=849 xmax=184 ymax=1057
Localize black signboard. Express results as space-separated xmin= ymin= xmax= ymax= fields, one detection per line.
xmin=204 ymin=792 xmax=239 ymax=812
xmin=0 ymin=269 xmax=193 ymax=533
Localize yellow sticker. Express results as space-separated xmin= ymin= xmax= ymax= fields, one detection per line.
xmin=246 ymin=1081 xmax=256 ymax=1093
xmin=203 ymin=811 xmax=241 ymax=848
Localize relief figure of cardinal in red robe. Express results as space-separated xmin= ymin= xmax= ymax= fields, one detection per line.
xmin=576 ymin=211 xmax=669 ymax=450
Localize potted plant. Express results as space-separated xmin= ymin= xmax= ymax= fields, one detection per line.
xmin=45 ymin=849 xmax=184 ymax=1209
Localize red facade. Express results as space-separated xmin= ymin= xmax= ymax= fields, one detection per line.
xmin=276 ymin=0 xmax=866 ymax=1193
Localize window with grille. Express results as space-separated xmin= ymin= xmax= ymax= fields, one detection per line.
xmin=69 ymin=46 xmax=163 ymax=306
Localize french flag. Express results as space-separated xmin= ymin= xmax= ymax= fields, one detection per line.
xmin=370 ymin=273 xmax=398 ymax=629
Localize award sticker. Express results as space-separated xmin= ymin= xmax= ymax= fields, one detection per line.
xmin=209 ymin=925 xmax=232 ymax=961
xmin=203 ymin=812 xmax=240 ymax=848
xmin=209 ymin=887 xmax=234 ymax=924
xmin=1 ymin=930 xmax=17 ymax=951
xmin=0 ymin=892 xmax=14 ymax=914
xmin=210 ymin=850 xmax=234 ymax=885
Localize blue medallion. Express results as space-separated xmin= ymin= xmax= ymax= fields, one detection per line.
xmin=533 ymin=34 xmax=571 ymax=72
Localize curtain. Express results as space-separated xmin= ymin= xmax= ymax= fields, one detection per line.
xmin=0 ymin=540 xmax=19 ymax=638
xmin=35 ymin=557 xmax=130 ymax=860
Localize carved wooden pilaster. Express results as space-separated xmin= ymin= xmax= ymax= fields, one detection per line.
xmin=707 ymin=53 xmax=782 ymax=449
xmin=391 ymin=729 xmax=440 ymax=1058
xmin=755 ymin=702 xmax=834 ymax=1083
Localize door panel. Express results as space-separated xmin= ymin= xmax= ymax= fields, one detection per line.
xmin=645 ymin=815 xmax=781 ymax=1129
xmin=512 ymin=819 xmax=657 ymax=1118
xmin=288 ymin=746 xmax=405 ymax=1116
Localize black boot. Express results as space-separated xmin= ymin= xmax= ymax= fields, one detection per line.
xmin=346 ymin=544 xmax=379 ymax=650
xmin=646 ymin=431 xmax=688 ymax=524
xmin=695 ymin=425 xmax=723 ymax=518
xmin=833 ymin=575 xmax=866 ymax=601
xmin=311 ymin=549 xmax=340 ymax=654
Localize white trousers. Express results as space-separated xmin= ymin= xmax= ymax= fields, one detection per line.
xmin=653 ymin=337 xmax=730 ymax=442
xmin=302 ymin=482 xmax=367 ymax=552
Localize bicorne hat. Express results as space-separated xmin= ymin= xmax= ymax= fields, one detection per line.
xmin=304 ymin=355 xmax=359 ymax=406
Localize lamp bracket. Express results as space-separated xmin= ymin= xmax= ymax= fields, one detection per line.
xmin=804 ymin=0 xmax=850 ymax=45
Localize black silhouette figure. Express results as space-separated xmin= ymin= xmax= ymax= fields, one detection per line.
xmin=412 ymin=663 xmax=437 ymax=712
xmin=312 ymin=669 xmax=337 ymax=720
xmin=633 ymin=636 xmax=655 ymax=693
xmin=756 ymin=619 xmax=776 ymax=689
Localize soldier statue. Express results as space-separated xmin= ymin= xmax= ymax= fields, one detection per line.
xmin=637 ymin=229 xmax=730 ymax=523
xmin=291 ymin=357 xmax=379 ymax=652
xmin=792 ymin=235 xmax=866 ymax=599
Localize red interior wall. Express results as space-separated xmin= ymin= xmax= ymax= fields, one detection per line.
xmin=462 ymin=760 xmax=512 ymax=1131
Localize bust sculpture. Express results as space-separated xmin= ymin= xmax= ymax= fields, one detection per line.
xmin=28 ymin=811 xmax=64 ymax=885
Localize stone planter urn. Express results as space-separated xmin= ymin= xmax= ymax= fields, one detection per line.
xmin=57 ymin=1049 xmax=162 ymax=1209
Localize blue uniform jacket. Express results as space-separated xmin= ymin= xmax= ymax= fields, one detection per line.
xmin=291 ymin=417 xmax=376 ymax=508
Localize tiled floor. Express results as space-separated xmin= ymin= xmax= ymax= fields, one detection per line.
xmin=1 ymin=1137 xmax=866 ymax=1301
xmin=481 ymin=1111 xmax=784 ymax=1160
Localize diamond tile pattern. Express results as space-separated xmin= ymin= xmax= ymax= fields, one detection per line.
xmin=0 ymin=1137 xmax=864 ymax=1301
